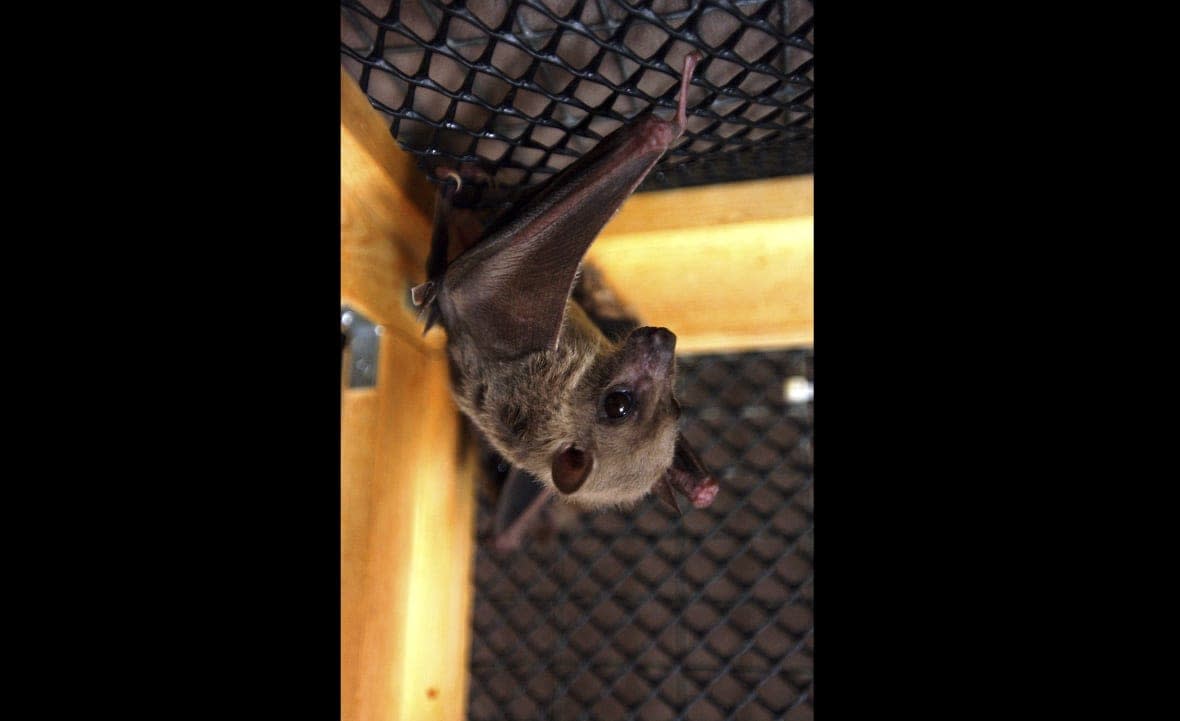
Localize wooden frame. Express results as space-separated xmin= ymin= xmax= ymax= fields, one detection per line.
xmin=340 ymin=67 xmax=812 ymax=721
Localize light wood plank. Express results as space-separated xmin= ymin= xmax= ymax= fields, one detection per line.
xmin=341 ymin=68 xmax=474 ymax=721
xmin=591 ymin=175 xmax=814 ymax=354
xmin=340 ymin=66 xmax=444 ymax=351
xmin=344 ymin=337 xmax=476 ymax=721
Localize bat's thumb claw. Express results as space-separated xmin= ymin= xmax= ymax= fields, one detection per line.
xmin=411 ymin=281 xmax=436 ymax=307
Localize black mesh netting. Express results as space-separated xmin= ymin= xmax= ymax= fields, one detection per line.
xmin=340 ymin=0 xmax=813 ymax=192
xmin=468 ymin=349 xmax=814 ymax=721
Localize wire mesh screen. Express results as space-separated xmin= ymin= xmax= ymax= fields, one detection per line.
xmin=468 ymin=349 xmax=814 ymax=721
xmin=340 ymin=0 xmax=813 ymax=192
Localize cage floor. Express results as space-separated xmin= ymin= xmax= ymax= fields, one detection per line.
xmin=468 ymin=349 xmax=814 ymax=721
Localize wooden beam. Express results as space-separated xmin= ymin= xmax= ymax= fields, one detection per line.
xmin=341 ymin=68 xmax=475 ymax=721
xmin=590 ymin=175 xmax=814 ymax=354
xmin=340 ymin=66 xmax=443 ymax=353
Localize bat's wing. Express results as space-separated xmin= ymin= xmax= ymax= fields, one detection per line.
xmin=434 ymin=117 xmax=671 ymax=360
xmin=491 ymin=468 xmax=552 ymax=553
xmin=431 ymin=53 xmax=701 ymax=361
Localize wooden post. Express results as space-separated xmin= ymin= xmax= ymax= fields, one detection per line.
xmin=341 ymin=68 xmax=476 ymax=721
xmin=592 ymin=175 xmax=814 ymax=354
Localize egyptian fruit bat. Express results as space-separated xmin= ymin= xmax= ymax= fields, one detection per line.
xmin=412 ymin=52 xmax=718 ymax=540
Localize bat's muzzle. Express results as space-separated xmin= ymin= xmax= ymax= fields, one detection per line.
xmin=627 ymin=326 xmax=677 ymax=379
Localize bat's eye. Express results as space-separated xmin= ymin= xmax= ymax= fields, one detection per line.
xmin=604 ymin=390 xmax=634 ymax=419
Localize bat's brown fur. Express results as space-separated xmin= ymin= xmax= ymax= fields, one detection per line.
xmin=448 ymin=298 xmax=680 ymax=508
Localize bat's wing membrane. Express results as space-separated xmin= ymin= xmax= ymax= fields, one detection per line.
xmin=426 ymin=52 xmax=701 ymax=361
xmin=437 ymin=113 xmax=677 ymax=361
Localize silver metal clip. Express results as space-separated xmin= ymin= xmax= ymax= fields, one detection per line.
xmin=341 ymin=306 xmax=382 ymax=388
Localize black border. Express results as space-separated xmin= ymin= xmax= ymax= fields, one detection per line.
xmin=121 ymin=6 xmax=344 ymax=715
xmin=817 ymin=4 xmax=1054 ymax=715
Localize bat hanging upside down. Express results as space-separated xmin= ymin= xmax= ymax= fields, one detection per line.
xmin=412 ymin=52 xmax=718 ymax=549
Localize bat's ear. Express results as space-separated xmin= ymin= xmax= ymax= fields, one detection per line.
xmin=551 ymin=446 xmax=594 ymax=495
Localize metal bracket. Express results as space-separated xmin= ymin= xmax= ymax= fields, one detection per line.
xmin=341 ymin=306 xmax=383 ymax=388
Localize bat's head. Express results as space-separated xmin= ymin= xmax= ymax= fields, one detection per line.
xmin=550 ymin=326 xmax=682 ymax=508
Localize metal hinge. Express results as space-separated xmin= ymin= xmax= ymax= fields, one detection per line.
xmin=341 ymin=306 xmax=383 ymax=388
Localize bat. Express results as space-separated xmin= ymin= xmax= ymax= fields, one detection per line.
xmin=412 ymin=51 xmax=718 ymax=546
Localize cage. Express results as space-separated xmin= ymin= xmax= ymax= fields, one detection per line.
xmin=340 ymin=0 xmax=813 ymax=192
xmin=467 ymin=350 xmax=813 ymax=720
xmin=340 ymin=2 xmax=813 ymax=720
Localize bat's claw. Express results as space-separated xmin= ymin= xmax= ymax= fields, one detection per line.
xmin=438 ymin=169 xmax=463 ymax=192
xmin=411 ymin=280 xmax=436 ymax=307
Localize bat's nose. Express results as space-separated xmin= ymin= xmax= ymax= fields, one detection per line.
xmin=633 ymin=326 xmax=677 ymax=352
xmin=629 ymin=327 xmax=677 ymax=378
